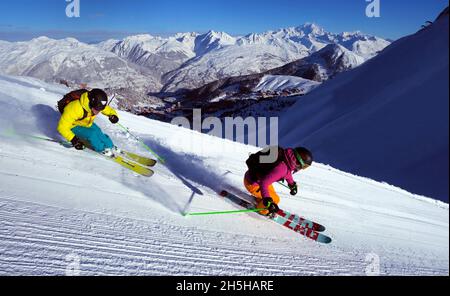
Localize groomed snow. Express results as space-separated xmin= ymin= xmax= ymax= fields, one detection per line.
xmin=0 ymin=74 xmax=448 ymax=275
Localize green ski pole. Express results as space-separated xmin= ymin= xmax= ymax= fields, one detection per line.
xmin=117 ymin=123 xmax=165 ymax=164
xmin=2 ymin=128 xmax=71 ymax=147
xmin=277 ymin=181 xmax=290 ymax=189
xmin=184 ymin=207 xmax=268 ymax=217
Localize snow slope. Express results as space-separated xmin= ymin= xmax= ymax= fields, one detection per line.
xmin=279 ymin=12 xmax=449 ymax=202
xmin=0 ymin=74 xmax=448 ymax=275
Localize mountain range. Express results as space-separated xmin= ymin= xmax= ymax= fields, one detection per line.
xmin=0 ymin=23 xmax=390 ymax=111
xmin=140 ymin=42 xmax=372 ymax=121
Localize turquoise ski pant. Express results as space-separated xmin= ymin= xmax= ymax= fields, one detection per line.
xmin=72 ymin=123 xmax=114 ymax=152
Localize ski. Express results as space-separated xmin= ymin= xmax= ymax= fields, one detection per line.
xmin=220 ymin=190 xmax=331 ymax=244
xmin=276 ymin=209 xmax=326 ymax=232
xmin=118 ymin=149 xmax=157 ymax=167
xmin=111 ymin=155 xmax=154 ymax=177
xmin=10 ymin=132 xmax=158 ymax=168
xmin=271 ymin=214 xmax=331 ymax=244
xmin=9 ymin=131 xmax=156 ymax=176
xmin=220 ymin=190 xmax=325 ymax=232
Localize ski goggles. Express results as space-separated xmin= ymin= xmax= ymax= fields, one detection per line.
xmin=90 ymin=101 xmax=106 ymax=111
xmin=294 ymin=149 xmax=311 ymax=170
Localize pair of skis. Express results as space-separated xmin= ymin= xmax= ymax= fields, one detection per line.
xmin=220 ymin=190 xmax=332 ymax=244
xmin=9 ymin=131 xmax=158 ymax=177
xmin=104 ymin=150 xmax=157 ymax=177
xmin=11 ymin=131 xmax=158 ymax=177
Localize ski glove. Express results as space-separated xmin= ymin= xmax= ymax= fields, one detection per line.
xmin=262 ymin=197 xmax=273 ymax=207
xmin=109 ymin=115 xmax=119 ymax=124
xmin=71 ymin=136 xmax=85 ymax=150
xmin=289 ymin=182 xmax=298 ymax=196
xmin=262 ymin=197 xmax=279 ymax=214
xmin=268 ymin=203 xmax=279 ymax=214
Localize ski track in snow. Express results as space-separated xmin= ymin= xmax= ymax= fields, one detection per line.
xmin=0 ymin=141 xmax=447 ymax=276
xmin=0 ymin=197 xmax=446 ymax=276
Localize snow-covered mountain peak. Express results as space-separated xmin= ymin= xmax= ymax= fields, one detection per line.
xmin=0 ymin=36 xmax=162 ymax=101
xmin=117 ymin=34 xmax=164 ymax=50
xmin=30 ymin=36 xmax=52 ymax=43
xmin=123 ymin=34 xmax=157 ymax=42
xmin=313 ymin=43 xmax=366 ymax=71
xmin=317 ymin=42 xmax=352 ymax=55
xmin=62 ymin=37 xmax=81 ymax=44
xmin=198 ymin=30 xmax=236 ymax=46
xmin=174 ymin=32 xmax=199 ymax=42
xmin=96 ymin=38 xmax=121 ymax=52
xmin=193 ymin=30 xmax=237 ymax=56
xmin=340 ymin=31 xmax=364 ymax=38
xmin=24 ymin=36 xmax=87 ymax=51
xmin=111 ymin=33 xmax=194 ymax=58
xmin=296 ymin=23 xmax=326 ymax=35
xmin=203 ymin=30 xmax=235 ymax=40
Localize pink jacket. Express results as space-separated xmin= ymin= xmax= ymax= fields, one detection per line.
xmin=245 ymin=148 xmax=299 ymax=198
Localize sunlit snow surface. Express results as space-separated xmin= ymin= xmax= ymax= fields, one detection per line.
xmin=0 ymin=74 xmax=447 ymax=275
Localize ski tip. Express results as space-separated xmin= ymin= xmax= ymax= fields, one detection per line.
xmin=318 ymin=236 xmax=332 ymax=244
xmin=219 ymin=190 xmax=228 ymax=197
xmin=316 ymin=225 xmax=326 ymax=232
xmin=139 ymin=170 xmax=155 ymax=177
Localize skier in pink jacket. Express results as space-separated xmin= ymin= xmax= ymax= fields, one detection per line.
xmin=245 ymin=146 xmax=313 ymax=215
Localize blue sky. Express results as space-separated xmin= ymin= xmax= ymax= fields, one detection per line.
xmin=0 ymin=0 xmax=447 ymax=42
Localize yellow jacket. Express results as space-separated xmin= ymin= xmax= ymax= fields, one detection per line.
xmin=57 ymin=91 xmax=118 ymax=142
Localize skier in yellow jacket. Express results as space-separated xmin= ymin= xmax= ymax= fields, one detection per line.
xmin=57 ymin=88 xmax=120 ymax=156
